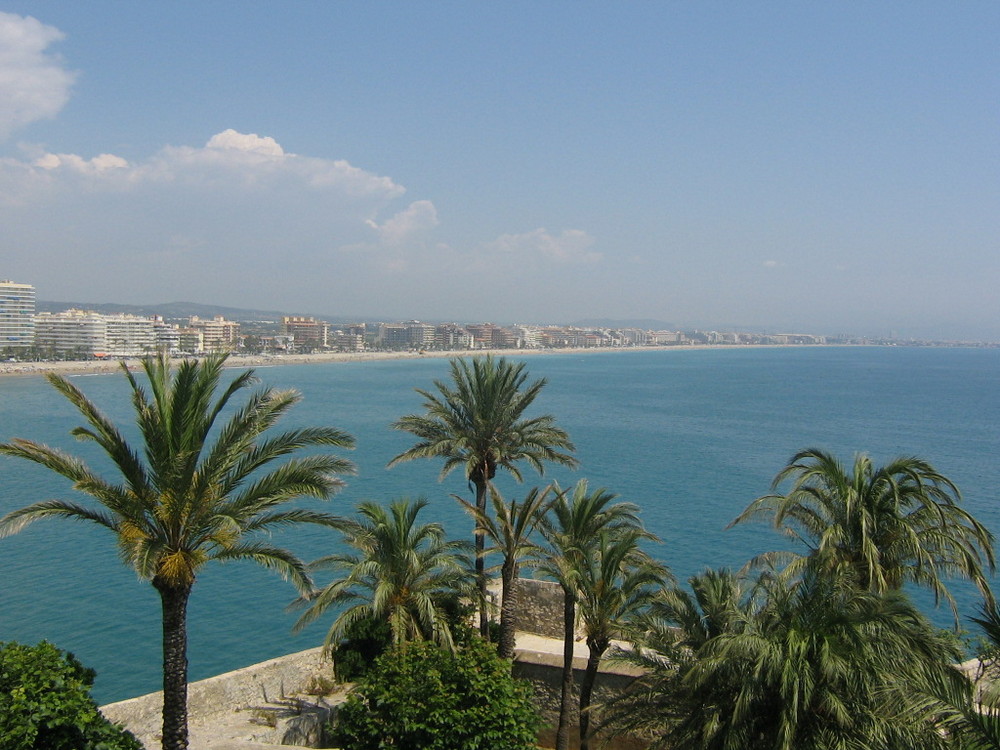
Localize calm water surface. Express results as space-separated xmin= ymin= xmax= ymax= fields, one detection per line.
xmin=1 ymin=346 xmax=998 ymax=702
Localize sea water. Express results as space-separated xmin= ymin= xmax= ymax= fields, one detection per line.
xmin=0 ymin=346 xmax=998 ymax=703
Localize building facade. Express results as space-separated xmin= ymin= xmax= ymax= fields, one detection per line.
xmin=0 ymin=280 xmax=36 ymax=350
xmin=188 ymin=316 xmax=240 ymax=352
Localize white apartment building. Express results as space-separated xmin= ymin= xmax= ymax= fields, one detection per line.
xmin=104 ymin=315 xmax=157 ymax=356
xmin=512 ymin=325 xmax=542 ymax=349
xmin=35 ymin=310 xmax=177 ymax=357
xmin=34 ymin=310 xmax=107 ymax=355
xmin=0 ymin=280 xmax=36 ymax=350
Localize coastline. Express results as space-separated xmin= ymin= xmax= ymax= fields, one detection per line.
xmin=0 ymin=344 xmax=779 ymax=379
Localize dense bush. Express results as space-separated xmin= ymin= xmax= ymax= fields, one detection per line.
xmin=0 ymin=641 xmax=142 ymax=750
xmin=332 ymin=596 xmax=483 ymax=682
xmin=333 ymin=615 xmax=392 ymax=682
xmin=335 ymin=638 xmax=540 ymax=750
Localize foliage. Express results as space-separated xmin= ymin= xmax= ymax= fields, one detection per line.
xmin=457 ymin=484 xmax=551 ymax=658
xmin=605 ymin=569 xmax=967 ymax=750
xmin=535 ymin=479 xmax=648 ymax=750
xmin=0 ymin=354 xmax=355 ymax=750
xmin=294 ymin=498 xmax=473 ymax=651
xmin=901 ymin=603 xmax=1000 ymax=750
xmin=331 ymin=614 xmax=393 ymax=682
xmin=575 ymin=530 xmax=669 ymax=750
xmin=389 ymin=354 xmax=577 ymax=636
xmin=0 ymin=641 xmax=142 ymax=750
xmin=730 ymin=448 xmax=995 ymax=620
xmin=334 ymin=638 xmax=540 ymax=750
xmin=389 ymin=354 xmax=577 ymax=489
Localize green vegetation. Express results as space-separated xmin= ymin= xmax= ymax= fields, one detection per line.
xmin=535 ymin=479 xmax=648 ymax=750
xmin=0 ymin=354 xmax=355 ymax=750
xmin=458 ymin=485 xmax=551 ymax=659
xmin=328 ymin=614 xmax=393 ymax=682
xmin=731 ymin=448 xmax=996 ymax=618
xmin=389 ymin=354 xmax=578 ymax=636
xmin=293 ymin=498 xmax=473 ymax=652
xmin=575 ymin=530 xmax=669 ymax=750
xmin=0 ymin=641 xmax=142 ymax=750
xmin=334 ymin=638 xmax=539 ymax=750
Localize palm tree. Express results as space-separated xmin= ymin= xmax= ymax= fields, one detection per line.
xmin=903 ymin=603 xmax=1000 ymax=750
xmin=457 ymin=485 xmax=551 ymax=659
xmin=606 ymin=570 xmax=966 ymax=750
xmin=575 ymin=530 xmax=668 ymax=750
xmin=293 ymin=498 xmax=473 ymax=653
xmin=0 ymin=354 xmax=355 ymax=750
xmin=535 ymin=479 xmax=645 ymax=750
xmin=389 ymin=354 xmax=577 ymax=636
xmin=601 ymin=569 xmax=754 ymax=749
xmin=730 ymin=448 xmax=995 ymax=619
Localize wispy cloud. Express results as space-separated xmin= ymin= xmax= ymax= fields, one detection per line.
xmin=0 ymin=12 xmax=76 ymax=140
xmin=366 ymin=199 xmax=439 ymax=245
xmin=483 ymin=228 xmax=600 ymax=265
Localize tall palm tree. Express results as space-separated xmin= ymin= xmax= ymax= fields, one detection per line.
xmin=0 ymin=355 xmax=355 ymax=750
xmin=575 ymin=530 xmax=668 ymax=750
xmin=535 ymin=480 xmax=645 ymax=750
xmin=389 ymin=354 xmax=577 ymax=636
xmin=730 ymin=448 xmax=995 ymax=619
xmin=293 ymin=498 xmax=473 ymax=652
xmin=457 ymin=484 xmax=551 ymax=659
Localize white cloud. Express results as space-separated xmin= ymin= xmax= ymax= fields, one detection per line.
xmin=34 ymin=151 xmax=129 ymax=173
xmin=0 ymin=12 xmax=76 ymax=140
xmin=0 ymin=127 xmax=597 ymax=320
xmin=366 ymin=200 xmax=439 ymax=245
xmin=2 ymin=129 xmax=405 ymax=200
xmin=206 ymin=129 xmax=284 ymax=156
xmin=763 ymin=259 xmax=779 ymax=267
xmin=484 ymin=228 xmax=600 ymax=264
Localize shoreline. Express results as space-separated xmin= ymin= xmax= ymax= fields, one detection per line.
xmin=0 ymin=344 xmax=796 ymax=379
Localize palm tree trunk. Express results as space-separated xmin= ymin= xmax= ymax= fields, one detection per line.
xmin=155 ymin=577 xmax=192 ymax=750
xmin=579 ymin=641 xmax=607 ymax=750
xmin=474 ymin=477 xmax=489 ymax=639
xmin=498 ymin=562 xmax=518 ymax=660
xmin=556 ymin=588 xmax=576 ymax=750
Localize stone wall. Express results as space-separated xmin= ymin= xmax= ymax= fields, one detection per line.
xmin=513 ymin=651 xmax=645 ymax=750
xmin=513 ymin=577 xmax=569 ymax=639
xmin=101 ymin=647 xmax=335 ymax=749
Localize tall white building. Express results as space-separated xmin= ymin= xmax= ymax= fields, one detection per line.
xmin=0 ymin=280 xmax=36 ymax=350
xmin=34 ymin=310 xmax=106 ymax=355
xmin=104 ymin=315 xmax=156 ymax=356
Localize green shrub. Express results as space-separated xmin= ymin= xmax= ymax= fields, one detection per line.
xmin=335 ymin=638 xmax=540 ymax=750
xmin=333 ymin=615 xmax=392 ymax=682
xmin=0 ymin=641 xmax=142 ymax=750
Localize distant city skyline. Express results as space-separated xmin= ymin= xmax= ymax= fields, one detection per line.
xmin=1 ymin=4 xmax=998 ymax=341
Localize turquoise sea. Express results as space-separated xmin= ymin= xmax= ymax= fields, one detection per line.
xmin=1 ymin=346 xmax=999 ymax=703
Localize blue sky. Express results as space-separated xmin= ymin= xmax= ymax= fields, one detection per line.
xmin=1 ymin=3 xmax=997 ymax=339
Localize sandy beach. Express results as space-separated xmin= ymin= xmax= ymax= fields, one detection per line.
xmin=0 ymin=344 xmax=736 ymax=379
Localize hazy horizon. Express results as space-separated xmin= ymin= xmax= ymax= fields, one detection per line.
xmin=2 ymin=4 xmax=997 ymax=341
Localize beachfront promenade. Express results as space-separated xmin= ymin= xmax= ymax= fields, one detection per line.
xmin=0 ymin=342 xmax=811 ymax=379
